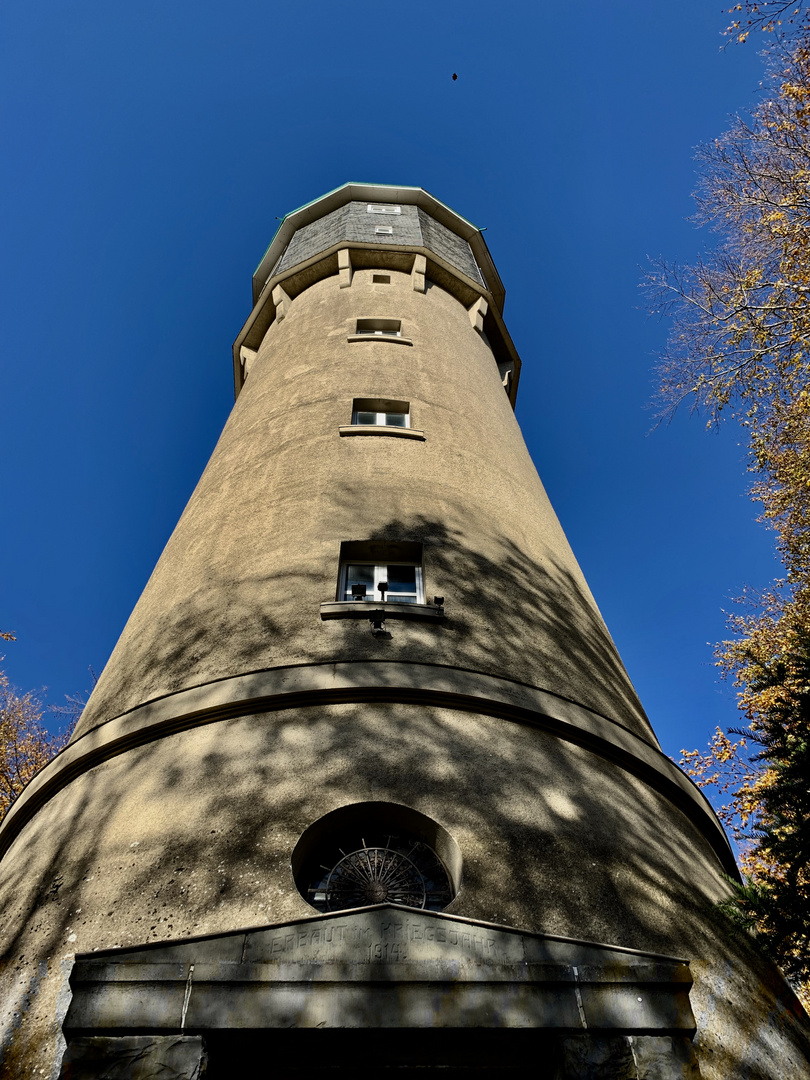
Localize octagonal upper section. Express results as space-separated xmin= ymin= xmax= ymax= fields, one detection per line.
xmin=251 ymin=183 xmax=504 ymax=310
xmin=272 ymin=201 xmax=484 ymax=291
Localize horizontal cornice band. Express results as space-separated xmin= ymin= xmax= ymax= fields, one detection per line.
xmin=231 ymin=243 xmax=522 ymax=407
xmin=0 ymin=662 xmax=737 ymax=876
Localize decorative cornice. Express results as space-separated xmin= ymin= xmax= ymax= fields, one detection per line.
xmin=0 ymin=662 xmax=737 ymax=876
xmin=65 ymin=905 xmax=696 ymax=1037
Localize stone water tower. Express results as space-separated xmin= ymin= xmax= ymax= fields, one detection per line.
xmin=1 ymin=184 xmax=808 ymax=1079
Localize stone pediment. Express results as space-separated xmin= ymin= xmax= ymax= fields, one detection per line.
xmin=65 ymin=906 xmax=695 ymax=1036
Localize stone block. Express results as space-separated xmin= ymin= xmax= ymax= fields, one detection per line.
xmin=560 ymin=1035 xmax=637 ymax=1079
xmin=628 ymin=1036 xmax=702 ymax=1079
xmin=59 ymin=1035 xmax=206 ymax=1080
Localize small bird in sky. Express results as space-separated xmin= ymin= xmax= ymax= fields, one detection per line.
xmin=452 ymin=73 xmax=458 ymax=80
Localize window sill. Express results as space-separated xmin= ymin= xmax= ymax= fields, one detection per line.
xmin=320 ymin=601 xmax=445 ymax=621
xmin=338 ymin=425 xmax=425 ymax=440
xmin=346 ymin=335 xmax=413 ymax=346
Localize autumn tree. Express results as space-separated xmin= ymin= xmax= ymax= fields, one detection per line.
xmin=0 ymin=636 xmax=73 ymax=824
xmin=726 ymin=2 xmax=810 ymax=44
xmin=648 ymin=37 xmax=810 ymax=1001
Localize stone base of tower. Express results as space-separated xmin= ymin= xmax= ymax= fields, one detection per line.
xmin=2 ymin=699 xmax=810 ymax=1078
xmin=57 ymin=907 xmax=701 ymax=1079
xmin=60 ymin=1034 xmax=700 ymax=1079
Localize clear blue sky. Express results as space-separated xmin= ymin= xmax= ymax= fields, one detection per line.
xmin=0 ymin=1 xmax=778 ymax=763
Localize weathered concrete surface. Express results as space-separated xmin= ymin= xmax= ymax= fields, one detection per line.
xmin=2 ymin=197 xmax=808 ymax=1079
xmin=0 ymin=663 xmax=733 ymax=875
xmin=59 ymin=1036 xmax=206 ymax=1079
xmin=71 ymin=268 xmax=655 ymax=747
xmin=561 ymin=1035 xmax=702 ymax=1079
xmin=1 ymin=706 xmax=808 ymax=1076
xmin=63 ymin=908 xmax=695 ymax=1035
xmin=628 ymin=1036 xmax=702 ymax=1080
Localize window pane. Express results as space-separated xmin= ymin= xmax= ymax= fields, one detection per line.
xmin=384 ymin=412 xmax=407 ymax=427
xmin=387 ymin=566 xmax=416 ymax=587
xmin=354 ymin=411 xmax=376 ymax=426
xmin=356 ymin=318 xmax=401 ymax=335
xmin=386 ymin=565 xmax=418 ymax=602
xmin=344 ymin=564 xmax=375 ymax=600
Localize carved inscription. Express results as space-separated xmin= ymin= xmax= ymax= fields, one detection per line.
xmin=381 ymin=920 xmax=497 ymax=958
xmin=369 ymin=942 xmax=408 ymax=961
xmin=262 ymin=918 xmax=498 ymax=963
xmin=267 ymin=923 xmax=370 ymax=954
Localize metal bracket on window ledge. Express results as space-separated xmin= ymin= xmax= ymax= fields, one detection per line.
xmin=319 ymin=597 xmax=446 ymax=623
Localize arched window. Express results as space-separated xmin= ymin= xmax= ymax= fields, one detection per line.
xmin=292 ymin=802 xmax=461 ymax=914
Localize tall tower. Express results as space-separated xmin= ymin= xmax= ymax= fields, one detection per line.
xmin=1 ymin=185 xmax=808 ymax=1079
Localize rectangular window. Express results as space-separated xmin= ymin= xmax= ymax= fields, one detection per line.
xmin=375 ymin=226 xmax=394 ymax=235
xmin=356 ymin=318 xmax=401 ymax=337
xmin=352 ymin=398 xmax=409 ymax=428
xmin=338 ymin=541 xmax=424 ymax=604
xmin=341 ymin=563 xmax=422 ymax=604
xmin=372 ymin=274 xmax=391 ymax=283
xmin=367 ymin=204 xmax=401 ymax=215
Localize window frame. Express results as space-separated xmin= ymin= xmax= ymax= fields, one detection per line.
xmin=351 ymin=402 xmax=410 ymax=429
xmin=339 ymin=399 xmax=423 ymax=440
xmin=321 ymin=541 xmax=443 ymax=620
xmin=338 ymin=560 xmax=424 ymax=605
xmin=355 ymin=318 xmax=401 ymax=338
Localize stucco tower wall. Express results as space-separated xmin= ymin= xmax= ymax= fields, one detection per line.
xmin=72 ymin=265 xmax=653 ymax=746
xmin=1 ymin=703 xmax=808 ymax=1078
xmin=3 ymin=187 xmax=808 ymax=1080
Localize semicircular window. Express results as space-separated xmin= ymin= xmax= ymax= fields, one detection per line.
xmin=293 ymin=803 xmax=460 ymax=915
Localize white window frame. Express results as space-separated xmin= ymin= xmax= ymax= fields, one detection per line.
xmin=356 ymin=318 xmax=401 ymax=337
xmin=352 ymin=407 xmax=409 ymax=428
xmin=339 ymin=561 xmax=424 ymax=604
xmin=367 ymin=204 xmax=401 ymax=215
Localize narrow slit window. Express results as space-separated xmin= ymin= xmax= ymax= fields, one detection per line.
xmin=356 ymin=319 xmax=401 ymax=337
xmin=372 ymin=274 xmax=391 ymax=284
xmin=367 ymin=204 xmax=401 ymax=215
xmin=375 ymin=226 xmax=394 ymax=236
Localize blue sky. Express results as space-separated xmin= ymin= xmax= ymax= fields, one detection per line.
xmin=1 ymin=1 xmax=778 ymax=762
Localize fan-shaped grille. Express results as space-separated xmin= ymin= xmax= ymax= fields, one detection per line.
xmin=307 ymin=837 xmax=453 ymax=913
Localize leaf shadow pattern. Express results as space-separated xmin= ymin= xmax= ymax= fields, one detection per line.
xmin=74 ymin=503 xmax=654 ymax=748
xmin=3 ymin=507 xmax=810 ymax=1074
xmin=3 ymin=691 xmax=809 ymax=1077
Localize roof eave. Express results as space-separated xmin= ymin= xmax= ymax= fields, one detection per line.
xmin=251 ymin=183 xmax=506 ymax=313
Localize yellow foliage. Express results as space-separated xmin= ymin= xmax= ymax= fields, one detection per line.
xmin=655 ymin=35 xmax=810 ymax=1002
xmin=0 ymin=667 xmax=69 ymax=823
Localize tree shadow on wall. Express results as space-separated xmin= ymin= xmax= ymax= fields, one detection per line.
xmin=5 ymin=504 xmax=809 ymax=1073
xmin=317 ymin=503 xmax=653 ymax=741
xmin=2 ymin=683 xmax=807 ymax=1077
xmin=76 ymin=474 xmax=652 ymax=739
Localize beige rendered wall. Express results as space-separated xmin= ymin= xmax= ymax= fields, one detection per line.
xmin=1 ymin=705 xmax=808 ymax=1078
xmin=1 ymin=259 xmax=808 ymax=1078
xmin=72 ymin=268 xmax=654 ymax=747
